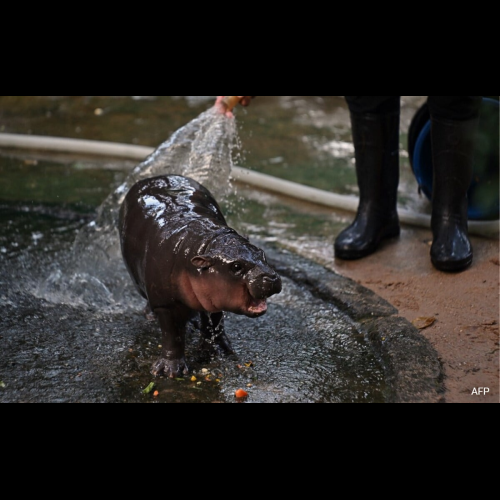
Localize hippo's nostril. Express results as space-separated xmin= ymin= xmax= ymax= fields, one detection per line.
xmin=262 ymin=274 xmax=282 ymax=295
xmin=263 ymin=275 xmax=277 ymax=283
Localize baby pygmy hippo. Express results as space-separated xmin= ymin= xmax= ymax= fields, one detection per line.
xmin=119 ymin=175 xmax=282 ymax=378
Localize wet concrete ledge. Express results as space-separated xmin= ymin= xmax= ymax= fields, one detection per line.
xmin=263 ymin=244 xmax=445 ymax=404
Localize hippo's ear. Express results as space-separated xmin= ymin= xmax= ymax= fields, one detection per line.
xmin=191 ymin=255 xmax=214 ymax=270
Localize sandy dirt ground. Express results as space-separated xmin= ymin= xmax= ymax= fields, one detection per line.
xmin=330 ymin=225 xmax=499 ymax=404
xmin=239 ymin=187 xmax=499 ymax=404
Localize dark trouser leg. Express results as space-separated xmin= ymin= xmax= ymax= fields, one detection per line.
xmin=428 ymin=96 xmax=481 ymax=272
xmin=151 ymin=307 xmax=190 ymax=378
xmin=335 ymin=97 xmax=401 ymax=260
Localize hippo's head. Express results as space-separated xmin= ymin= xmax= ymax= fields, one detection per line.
xmin=190 ymin=235 xmax=282 ymax=318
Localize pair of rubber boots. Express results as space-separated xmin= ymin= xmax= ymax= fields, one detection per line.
xmin=334 ymin=112 xmax=478 ymax=272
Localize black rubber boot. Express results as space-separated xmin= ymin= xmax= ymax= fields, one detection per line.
xmin=430 ymin=116 xmax=478 ymax=272
xmin=334 ymin=112 xmax=401 ymax=260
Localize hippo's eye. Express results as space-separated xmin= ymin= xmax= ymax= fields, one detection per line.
xmin=231 ymin=262 xmax=244 ymax=275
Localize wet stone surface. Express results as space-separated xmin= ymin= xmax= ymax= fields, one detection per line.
xmin=0 ymin=211 xmax=442 ymax=403
xmin=0 ymin=244 xmax=384 ymax=403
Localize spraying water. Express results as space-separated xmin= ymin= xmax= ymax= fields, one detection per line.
xmin=36 ymin=105 xmax=241 ymax=308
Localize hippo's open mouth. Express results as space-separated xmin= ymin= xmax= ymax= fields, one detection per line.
xmin=248 ymin=298 xmax=268 ymax=316
xmin=246 ymin=287 xmax=268 ymax=316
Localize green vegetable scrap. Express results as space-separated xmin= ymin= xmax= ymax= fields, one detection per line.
xmin=142 ymin=382 xmax=155 ymax=395
xmin=0 ymin=381 xmax=6 ymax=388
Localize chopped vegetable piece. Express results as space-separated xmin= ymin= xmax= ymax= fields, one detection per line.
xmin=153 ymin=391 xmax=159 ymax=397
xmin=235 ymin=389 xmax=249 ymax=399
xmin=142 ymin=382 xmax=155 ymax=395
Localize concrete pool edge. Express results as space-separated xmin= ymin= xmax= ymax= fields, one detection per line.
xmin=262 ymin=243 xmax=445 ymax=404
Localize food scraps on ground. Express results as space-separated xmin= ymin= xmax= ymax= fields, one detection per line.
xmin=142 ymin=382 xmax=155 ymax=395
xmin=412 ymin=317 xmax=437 ymax=330
xmin=153 ymin=391 xmax=159 ymax=397
xmin=235 ymin=389 xmax=249 ymax=399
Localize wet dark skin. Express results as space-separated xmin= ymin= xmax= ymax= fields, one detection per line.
xmin=119 ymin=175 xmax=282 ymax=378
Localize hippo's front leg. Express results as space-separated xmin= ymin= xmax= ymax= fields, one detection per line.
xmin=151 ymin=307 xmax=190 ymax=378
xmin=200 ymin=312 xmax=235 ymax=356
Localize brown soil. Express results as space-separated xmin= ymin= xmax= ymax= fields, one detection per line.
xmin=239 ymin=187 xmax=499 ymax=404
xmin=331 ymin=226 xmax=499 ymax=404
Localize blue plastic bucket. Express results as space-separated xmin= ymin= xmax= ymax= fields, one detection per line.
xmin=409 ymin=97 xmax=499 ymax=221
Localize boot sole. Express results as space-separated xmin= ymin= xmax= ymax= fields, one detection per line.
xmin=431 ymin=255 xmax=473 ymax=273
xmin=334 ymin=226 xmax=400 ymax=261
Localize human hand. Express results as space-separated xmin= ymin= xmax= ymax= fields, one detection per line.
xmin=215 ymin=96 xmax=255 ymax=117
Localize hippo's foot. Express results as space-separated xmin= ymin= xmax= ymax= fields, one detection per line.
xmin=151 ymin=357 xmax=189 ymax=379
xmin=214 ymin=332 xmax=235 ymax=355
xmin=199 ymin=332 xmax=235 ymax=358
xmin=199 ymin=312 xmax=234 ymax=357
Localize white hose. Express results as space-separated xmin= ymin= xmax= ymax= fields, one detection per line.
xmin=0 ymin=133 xmax=152 ymax=161
xmin=1 ymin=133 xmax=498 ymax=238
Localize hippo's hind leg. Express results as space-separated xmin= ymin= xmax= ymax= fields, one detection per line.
xmin=151 ymin=307 xmax=190 ymax=378
xmin=199 ymin=312 xmax=235 ymax=356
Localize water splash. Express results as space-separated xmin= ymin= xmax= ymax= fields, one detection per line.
xmin=36 ymin=106 xmax=241 ymax=308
